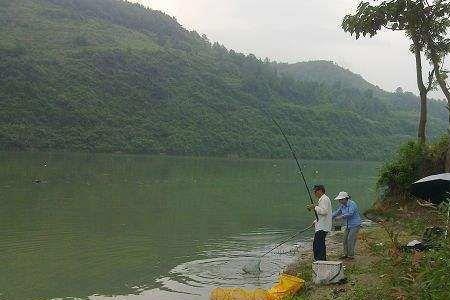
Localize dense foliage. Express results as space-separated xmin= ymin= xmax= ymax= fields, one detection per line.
xmin=377 ymin=135 xmax=448 ymax=201
xmin=0 ymin=0 xmax=447 ymax=160
xmin=275 ymin=60 xmax=383 ymax=93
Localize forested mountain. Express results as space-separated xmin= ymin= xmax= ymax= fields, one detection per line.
xmin=275 ymin=60 xmax=447 ymax=124
xmin=276 ymin=61 xmax=382 ymax=93
xmin=0 ymin=0 xmax=447 ymax=160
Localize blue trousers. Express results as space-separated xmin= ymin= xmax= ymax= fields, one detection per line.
xmin=313 ymin=230 xmax=327 ymax=261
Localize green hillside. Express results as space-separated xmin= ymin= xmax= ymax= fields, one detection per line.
xmin=0 ymin=0 xmax=447 ymax=160
xmin=275 ymin=60 xmax=447 ymax=124
xmin=276 ymin=60 xmax=382 ymax=93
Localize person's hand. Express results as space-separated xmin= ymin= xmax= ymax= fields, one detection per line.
xmin=335 ymin=215 xmax=343 ymax=221
xmin=306 ymin=204 xmax=315 ymax=211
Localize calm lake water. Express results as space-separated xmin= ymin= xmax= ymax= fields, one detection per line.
xmin=0 ymin=152 xmax=380 ymax=300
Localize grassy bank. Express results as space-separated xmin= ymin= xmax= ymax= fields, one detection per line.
xmin=285 ymin=198 xmax=449 ymax=300
xmin=282 ymin=137 xmax=450 ymax=299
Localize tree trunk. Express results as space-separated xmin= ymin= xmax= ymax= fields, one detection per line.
xmin=429 ymin=48 xmax=450 ymax=171
xmin=433 ymin=62 xmax=450 ymax=103
xmin=420 ymin=2 xmax=450 ymax=171
xmin=413 ymin=38 xmax=427 ymax=145
xmin=447 ymin=136 xmax=450 ymax=172
xmin=434 ymin=71 xmax=450 ymax=172
xmin=445 ymin=102 xmax=450 ymax=173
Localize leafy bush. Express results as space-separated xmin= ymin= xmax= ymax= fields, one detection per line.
xmin=377 ymin=135 xmax=448 ymax=203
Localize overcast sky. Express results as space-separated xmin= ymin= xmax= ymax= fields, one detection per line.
xmin=134 ymin=0 xmax=445 ymax=99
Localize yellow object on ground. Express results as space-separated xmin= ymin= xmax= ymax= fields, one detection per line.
xmin=210 ymin=288 xmax=271 ymax=300
xmin=267 ymin=274 xmax=305 ymax=300
xmin=210 ymin=274 xmax=305 ymax=300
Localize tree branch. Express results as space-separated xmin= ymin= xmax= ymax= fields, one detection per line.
xmin=416 ymin=199 xmax=438 ymax=210
xmin=426 ymin=67 xmax=436 ymax=92
xmin=382 ymin=25 xmax=402 ymax=31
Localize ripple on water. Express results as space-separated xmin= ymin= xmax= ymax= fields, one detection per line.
xmin=89 ymin=232 xmax=310 ymax=300
xmin=154 ymin=234 xmax=309 ymax=298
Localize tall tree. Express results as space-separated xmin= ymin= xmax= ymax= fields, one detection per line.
xmin=418 ymin=0 xmax=450 ymax=169
xmin=342 ymin=0 xmax=435 ymax=145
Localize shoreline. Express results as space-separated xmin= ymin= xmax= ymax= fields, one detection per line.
xmin=283 ymin=222 xmax=377 ymax=277
xmin=281 ymin=204 xmax=449 ymax=299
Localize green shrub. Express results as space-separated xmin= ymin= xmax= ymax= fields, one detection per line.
xmin=377 ymin=141 xmax=426 ymax=201
xmin=377 ymin=135 xmax=448 ymax=203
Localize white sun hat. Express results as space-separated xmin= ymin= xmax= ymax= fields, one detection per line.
xmin=334 ymin=191 xmax=349 ymax=200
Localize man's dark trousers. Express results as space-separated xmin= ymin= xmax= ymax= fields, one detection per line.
xmin=313 ymin=230 xmax=327 ymax=261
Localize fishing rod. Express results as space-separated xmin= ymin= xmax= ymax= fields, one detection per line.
xmin=260 ymin=224 xmax=313 ymax=258
xmin=263 ymin=109 xmax=319 ymax=222
xmin=242 ymin=224 xmax=313 ymax=274
xmin=242 ymin=109 xmax=318 ymax=275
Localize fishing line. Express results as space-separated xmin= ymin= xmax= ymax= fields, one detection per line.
xmin=261 ymin=108 xmax=318 ymax=221
xmin=241 ymin=106 xmax=318 ymax=274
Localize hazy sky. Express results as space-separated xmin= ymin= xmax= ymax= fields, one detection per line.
xmin=134 ymin=0 xmax=445 ymax=99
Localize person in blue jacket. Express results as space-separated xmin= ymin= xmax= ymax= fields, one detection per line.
xmin=332 ymin=191 xmax=362 ymax=259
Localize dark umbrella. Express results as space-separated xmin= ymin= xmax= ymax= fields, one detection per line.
xmin=410 ymin=173 xmax=450 ymax=204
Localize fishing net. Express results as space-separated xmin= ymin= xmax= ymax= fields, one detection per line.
xmin=274 ymin=245 xmax=301 ymax=255
xmin=242 ymin=258 xmax=261 ymax=274
xmin=241 ymin=225 xmax=313 ymax=274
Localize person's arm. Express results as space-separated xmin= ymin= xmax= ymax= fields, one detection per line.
xmin=315 ymin=197 xmax=329 ymax=215
xmin=332 ymin=207 xmax=342 ymax=219
xmin=340 ymin=202 xmax=356 ymax=219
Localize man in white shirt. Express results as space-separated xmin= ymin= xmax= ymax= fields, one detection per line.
xmin=307 ymin=184 xmax=332 ymax=261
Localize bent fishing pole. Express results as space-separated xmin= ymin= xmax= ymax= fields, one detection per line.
xmin=263 ymin=109 xmax=319 ymax=222
xmin=242 ymin=109 xmax=318 ymax=275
